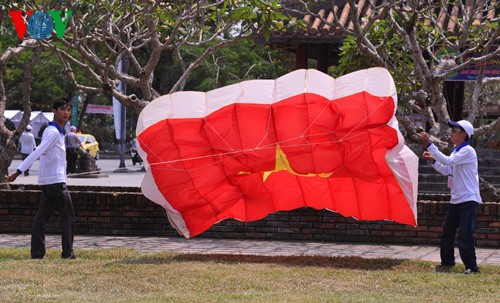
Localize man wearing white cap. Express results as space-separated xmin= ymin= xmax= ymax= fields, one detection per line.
xmin=19 ymin=125 xmax=37 ymax=176
xmin=419 ymin=120 xmax=482 ymax=274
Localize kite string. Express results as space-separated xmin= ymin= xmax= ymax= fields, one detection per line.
xmin=138 ymin=94 xmax=396 ymax=173
xmin=145 ymin=124 xmax=389 ymax=172
xmin=2 ymin=98 xmax=395 ymax=184
xmin=254 ymin=106 xmax=273 ymax=150
xmin=336 ymin=97 xmax=392 ymax=143
xmin=0 ymin=124 xmax=390 ymax=187
xmin=203 ymin=116 xmax=235 ymax=151
xmin=0 ymin=132 xmax=373 ymax=186
xmin=299 ymin=98 xmax=333 ymax=138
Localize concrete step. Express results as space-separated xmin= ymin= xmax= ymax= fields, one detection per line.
xmin=477 ymin=148 xmax=500 ymax=158
xmin=417 ymin=192 xmax=451 ymax=201
xmin=478 ymin=158 xmax=500 ymax=167
xmin=419 ymin=174 xmax=500 ymax=185
xmin=418 ymin=182 xmax=449 ymax=192
xmin=420 ymin=165 xmax=500 ymax=174
xmin=418 ymin=158 xmax=500 ymax=167
xmin=418 ymin=174 xmax=447 ymax=183
xmin=478 ymin=168 xmax=500 ymax=176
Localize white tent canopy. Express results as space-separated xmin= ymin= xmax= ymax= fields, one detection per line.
xmin=42 ymin=112 xmax=54 ymax=121
xmin=4 ymin=110 xmax=71 ymax=137
xmin=29 ymin=112 xmax=51 ymax=137
xmin=3 ymin=110 xmax=22 ymax=120
xmin=4 ymin=111 xmax=53 ymax=137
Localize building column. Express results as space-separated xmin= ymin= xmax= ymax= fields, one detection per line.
xmin=444 ymin=81 xmax=465 ymax=121
xmin=295 ymin=44 xmax=308 ymax=70
xmin=317 ymin=45 xmax=329 ymax=73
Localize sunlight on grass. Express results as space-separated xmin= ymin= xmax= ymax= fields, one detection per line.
xmin=0 ymin=248 xmax=498 ymax=302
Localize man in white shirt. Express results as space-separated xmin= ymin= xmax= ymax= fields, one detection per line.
xmin=419 ymin=120 xmax=482 ymax=274
xmin=18 ymin=125 xmax=37 ymax=176
xmin=4 ymin=99 xmax=76 ymax=260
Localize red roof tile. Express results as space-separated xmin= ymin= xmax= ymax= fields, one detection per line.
xmin=276 ymin=0 xmax=498 ymax=40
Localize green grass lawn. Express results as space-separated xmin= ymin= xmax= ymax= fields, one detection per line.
xmin=0 ymin=248 xmax=498 ymax=302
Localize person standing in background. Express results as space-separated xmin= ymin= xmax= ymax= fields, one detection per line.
xmin=18 ymin=125 xmax=37 ymax=176
xmin=3 ymin=98 xmax=76 ymax=260
xmin=65 ymin=126 xmax=82 ymax=174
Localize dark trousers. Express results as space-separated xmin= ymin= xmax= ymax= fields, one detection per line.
xmin=440 ymin=201 xmax=478 ymax=270
xmin=31 ymin=183 xmax=75 ymax=259
xmin=21 ymin=153 xmax=30 ymax=175
xmin=66 ymin=148 xmax=78 ymax=174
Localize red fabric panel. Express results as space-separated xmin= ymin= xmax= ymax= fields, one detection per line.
xmin=138 ymin=92 xmax=416 ymax=237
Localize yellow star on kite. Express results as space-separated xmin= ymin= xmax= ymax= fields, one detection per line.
xmin=239 ymin=145 xmax=333 ymax=181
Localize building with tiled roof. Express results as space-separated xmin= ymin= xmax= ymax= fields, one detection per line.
xmin=269 ymin=0 xmax=498 ymax=72
xmin=261 ymin=1 xmax=499 ymax=121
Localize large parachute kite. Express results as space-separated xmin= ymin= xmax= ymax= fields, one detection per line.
xmin=136 ymin=68 xmax=419 ymax=238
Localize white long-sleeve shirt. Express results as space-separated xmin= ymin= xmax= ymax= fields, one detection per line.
xmin=17 ymin=122 xmax=67 ymax=185
xmin=19 ymin=131 xmax=36 ymax=154
xmin=427 ymin=142 xmax=482 ymax=204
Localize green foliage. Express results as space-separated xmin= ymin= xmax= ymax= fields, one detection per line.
xmin=182 ymin=39 xmax=295 ymax=92
xmin=1 ymin=46 xmax=83 ymax=110
xmin=332 ymin=19 xmax=417 ymax=102
xmin=332 ymin=35 xmax=374 ymax=77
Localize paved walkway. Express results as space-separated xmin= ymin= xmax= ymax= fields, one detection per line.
xmin=3 ymin=159 xmax=499 ymax=266
xmin=1 ymin=234 xmax=498 ymax=265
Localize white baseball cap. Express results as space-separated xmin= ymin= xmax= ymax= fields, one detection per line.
xmin=25 ymin=125 xmax=32 ymax=131
xmin=448 ymin=120 xmax=474 ymax=137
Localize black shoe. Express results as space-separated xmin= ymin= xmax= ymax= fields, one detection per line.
xmin=24 ymin=171 xmax=29 ymax=176
xmin=62 ymin=255 xmax=77 ymax=260
xmin=464 ymin=268 xmax=480 ymax=274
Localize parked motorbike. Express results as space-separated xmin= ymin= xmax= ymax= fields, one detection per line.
xmin=130 ymin=148 xmax=143 ymax=166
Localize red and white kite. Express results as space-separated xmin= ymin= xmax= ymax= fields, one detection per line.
xmin=136 ymin=68 xmax=419 ymax=238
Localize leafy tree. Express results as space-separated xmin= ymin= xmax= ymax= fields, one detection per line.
xmin=279 ymin=0 xmax=499 ymax=199
xmin=0 ymin=0 xmax=289 ymax=182
xmin=183 ymin=39 xmax=295 ymax=91
xmin=282 ymin=0 xmax=499 ymax=146
xmin=38 ymin=0 xmax=288 ymax=113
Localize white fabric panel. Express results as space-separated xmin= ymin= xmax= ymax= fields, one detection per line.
xmin=141 ymin=170 xmax=168 ymax=209
xmin=365 ymin=68 xmax=396 ymax=97
xmin=171 ymin=91 xmax=206 ymax=118
xmin=386 ymin=145 xmax=419 ymax=224
xmin=136 ymin=94 xmax=171 ymax=136
xmin=141 ymin=170 xmax=190 ymax=238
xmin=206 ymin=83 xmax=241 ymax=115
xmin=304 ymin=69 xmax=335 ymax=99
xmin=138 ymin=68 xmax=396 ymax=127
xmin=334 ymin=67 xmax=396 ymax=101
xmin=387 ymin=116 xmax=404 ymax=148
xmin=237 ymin=80 xmax=275 ymax=104
xmin=334 ymin=69 xmax=367 ymax=100
xmin=275 ymin=69 xmax=308 ymax=102
xmin=385 ymin=111 xmax=418 ymax=224
xmin=403 ymin=145 xmax=419 ymax=213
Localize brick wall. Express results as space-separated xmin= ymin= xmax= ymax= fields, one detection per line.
xmin=0 ymin=187 xmax=498 ymax=247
